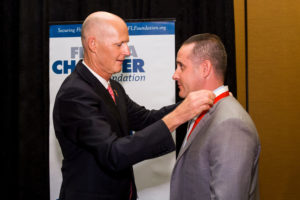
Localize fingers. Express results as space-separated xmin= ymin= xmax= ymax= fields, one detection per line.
xmin=197 ymin=104 xmax=212 ymax=115
xmin=178 ymin=90 xmax=214 ymax=118
xmin=163 ymin=89 xmax=216 ymax=132
xmin=187 ymin=90 xmax=215 ymax=107
xmin=189 ymin=90 xmax=215 ymax=100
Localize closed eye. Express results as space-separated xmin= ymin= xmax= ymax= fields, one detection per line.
xmin=114 ymin=41 xmax=129 ymax=47
xmin=177 ymin=62 xmax=185 ymax=71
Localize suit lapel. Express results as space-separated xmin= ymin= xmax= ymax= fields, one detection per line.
xmin=176 ymin=114 xmax=209 ymax=162
xmin=175 ymin=103 xmax=219 ymax=162
xmin=75 ymin=61 xmax=122 ymax=123
xmin=110 ymin=80 xmax=130 ymax=136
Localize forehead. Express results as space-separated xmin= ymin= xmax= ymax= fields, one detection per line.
xmin=107 ymin=22 xmax=129 ymax=42
xmin=177 ymin=43 xmax=194 ymax=61
xmin=86 ymin=17 xmax=128 ymax=41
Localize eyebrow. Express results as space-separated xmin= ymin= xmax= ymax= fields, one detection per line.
xmin=176 ymin=60 xmax=183 ymax=65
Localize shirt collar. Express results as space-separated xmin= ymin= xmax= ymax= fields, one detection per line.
xmin=213 ymin=85 xmax=229 ymax=96
xmin=190 ymin=85 xmax=229 ymax=121
xmin=82 ymin=60 xmax=109 ymax=89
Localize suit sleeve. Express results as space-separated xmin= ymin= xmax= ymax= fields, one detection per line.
xmin=54 ymin=86 xmax=175 ymax=172
xmin=115 ymin=81 xmax=177 ymax=131
xmin=208 ymin=118 xmax=260 ymax=200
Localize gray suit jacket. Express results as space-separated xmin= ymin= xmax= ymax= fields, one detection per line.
xmin=170 ymin=96 xmax=260 ymax=200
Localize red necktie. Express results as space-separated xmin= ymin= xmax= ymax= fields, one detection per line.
xmin=107 ymin=83 xmax=116 ymax=103
xmin=186 ymin=91 xmax=230 ymax=140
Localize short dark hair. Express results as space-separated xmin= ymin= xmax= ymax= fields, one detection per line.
xmin=183 ymin=33 xmax=227 ymax=79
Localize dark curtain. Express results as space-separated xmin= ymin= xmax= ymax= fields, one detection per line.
xmin=2 ymin=0 xmax=235 ymax=199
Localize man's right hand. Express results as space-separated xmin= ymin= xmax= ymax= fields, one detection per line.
xmin=162 ymin=90 xmax=215 ymax=132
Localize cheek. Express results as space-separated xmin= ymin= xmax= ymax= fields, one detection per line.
xmin=181 ymin=74 xmax=190 ymax=88
xmin=184 ymin=75 xmax=196 ymax=92
xmin=101 ymin=46 xmax=115 ymax=58
xmin=110 ymin=47 xmax=120 ymax=56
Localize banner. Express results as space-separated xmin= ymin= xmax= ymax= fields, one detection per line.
xmin=49 ymin=21 xmax=175 ymax=200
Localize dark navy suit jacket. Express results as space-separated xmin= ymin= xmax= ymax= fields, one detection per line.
xmin=53 ymin=60 xmax=176 ymax=200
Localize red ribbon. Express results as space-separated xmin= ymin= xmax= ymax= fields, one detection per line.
xmin=186 ymin=91 xmax=230 ymax=140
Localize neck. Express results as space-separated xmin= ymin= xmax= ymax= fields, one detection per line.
xmin=202 ymin=79 xmax=224 ymax=92
xmin=83 ymin=57 xmax=111 ymax=81
xmin=201 ymin=70 xmax=224 ymax=91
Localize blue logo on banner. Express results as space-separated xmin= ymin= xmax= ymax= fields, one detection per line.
xmin=51 ymin=47 xmax=83 ymax=74
xmin=51 ymin=45 xmax=146 ymax=82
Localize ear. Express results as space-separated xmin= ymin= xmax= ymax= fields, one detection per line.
xmin=200 ymin=60 xmax=212 ymax=79
xmin=87 ymin=37 xmax=97 ymax=53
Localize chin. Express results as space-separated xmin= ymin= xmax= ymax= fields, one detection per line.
xmin=114 ymin=66 xmax=122 ymax=73
xmin=179 ymin=92 xmax=186 ymax=99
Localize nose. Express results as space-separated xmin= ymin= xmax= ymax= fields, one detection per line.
xmin=172 ymin=68 xmax=179 ymax=80
xmin=123 ymin=43 xmax=130 ymax=56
